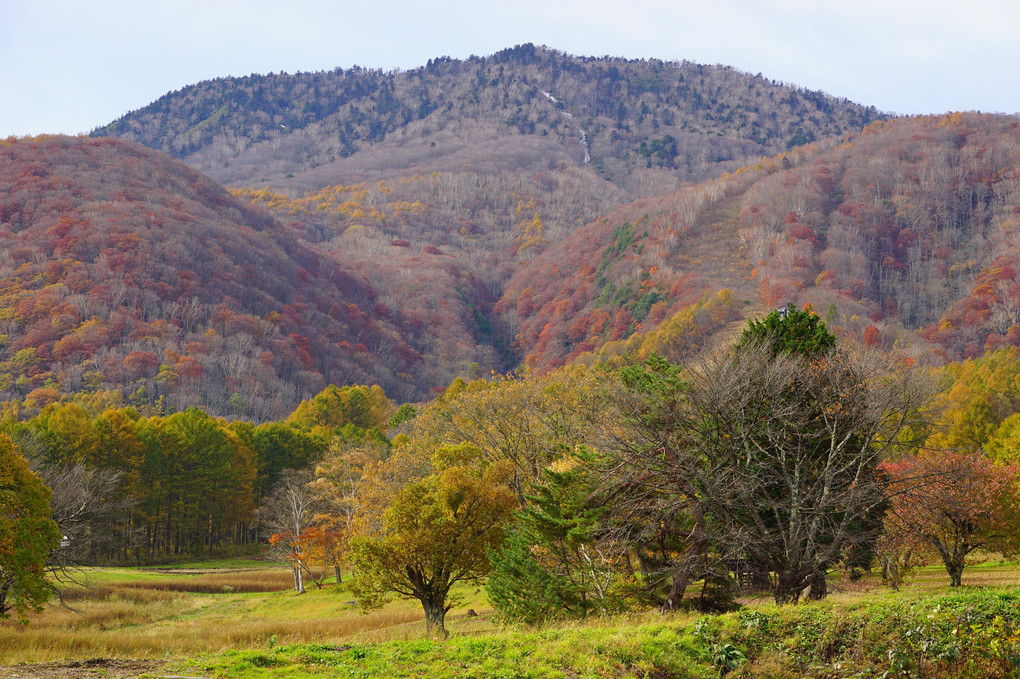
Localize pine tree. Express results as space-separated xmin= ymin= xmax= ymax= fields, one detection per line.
xmin=486 ymin=456 xmax=622 ymax=624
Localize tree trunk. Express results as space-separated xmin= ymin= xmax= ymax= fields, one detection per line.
xmin=947 ymin=561 xmax=963 ymax=587
xmin=0 ymin=577 xmax=11 ymax=617
xmin=773 ymin=570 xmax=805 ymax=605
xmin=421 ymin=597 xmax=448 ymax=638
xmin=662 ymin=501 xmax=707 ymax=611
xmin=933 ymin=539 xmax=966 ymax=587
xmin=334 ymin=566 xmax=342 ymax=584
xmin=661 ymin=567 xmax=691 ymax=611
xmin=882 ymin=556 xmax=899 ymax=591
xmin=306 ymin=563 xmax=323 ymax=589
xmin=806 ymin=569 xmax=827 ymax=600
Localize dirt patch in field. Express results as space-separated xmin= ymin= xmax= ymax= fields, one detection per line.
xmin=0 ymin=659 xmax=167 ymax=679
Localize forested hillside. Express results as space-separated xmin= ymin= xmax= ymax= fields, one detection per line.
xmin=7 ymin=48 xmax=1020 ymax=418
xmin=87 ymin=46 xmax=889 ymax=392
xmin=7 ymin=117 xmax=1020 ymax=418
xmin=93 ymin=47 xmax=881 ymax=362
xmin=498 ymin=113 xmax=1020 ymax=369
xmin=95 ymin=43 xmax=881 ymax=192
xmin=0 ymin=136 xmax=427 ymax=419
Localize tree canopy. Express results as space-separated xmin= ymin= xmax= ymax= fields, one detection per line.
xmin=614 ymin=310 xmax=935 ymax=604
xmin=350 ymin=457 xmax=516 ymax=637
xmin=0 ymin=435 xmax=61 ymax=622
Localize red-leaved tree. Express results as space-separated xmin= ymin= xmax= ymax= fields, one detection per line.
xmin=883 ymin=452 xmax=1020 ymax=587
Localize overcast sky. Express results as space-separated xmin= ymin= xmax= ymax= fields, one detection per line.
xmin=2 ymin=0 xmax=1018 ymax=138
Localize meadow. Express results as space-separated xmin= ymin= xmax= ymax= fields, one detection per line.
xmin=1 ymin=559 xmax=1018 ymax=678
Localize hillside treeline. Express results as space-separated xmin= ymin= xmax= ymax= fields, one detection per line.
xmin=3 ymin=384 xmax=391 ymax=562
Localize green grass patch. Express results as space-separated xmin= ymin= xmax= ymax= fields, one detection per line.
xmin=179 ymin=590 xmax=1020 ymax=679
xmin=186 ymin=616 xmax=712 ymax=679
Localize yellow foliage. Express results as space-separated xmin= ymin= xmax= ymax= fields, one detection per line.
xmin=924 ymin=347 xmax=1020 ymax=453
xmin=406 ymin=365 xmax=611 ymax=490
xmin=594 ymin=290 xmax=737 ymax=366
xmin=984 ymin=413 xmax=1020 ymax=463
xmin=938 ymin=111 xmax=964 ymax=127
xmin=518 ymin=212 xmax=548 ymax=252
xmin=286 ymin=384 xmax=392 ymax=432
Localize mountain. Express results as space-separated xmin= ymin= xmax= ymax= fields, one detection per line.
xmin=94 ymin=44 xmax=882 ymax=194
xmin=92 ymin=44 xmax=885 ymax=272
xmin=90 ymin=45 xmax=886 ymax=387
xmin=14 ymin=48 xmax=1015 ymax=420
xmin=91 ymin=46 xmax=884 ymax=282
xmin=0 ymin=135 xmax=428 ymax=419
xmin=496 ymin=113 xmax=1020 ymax=370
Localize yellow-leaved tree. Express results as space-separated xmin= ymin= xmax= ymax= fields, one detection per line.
xmin=349 ymin=452 xmax=516 ymax=638
xmin=924 ymin=347 xmax=1020 ymax=453
xmin=409 ymin=365 xmax=611 ymax=495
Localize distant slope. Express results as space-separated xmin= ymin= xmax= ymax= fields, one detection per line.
xmin=94 ymin=44 xmax=882 ymax=194
xmin=18 ymin=53 xmax=1020 ymax=426
xmin=0 ymin=136 xmax=428 ymax=418
xmin=498 ymin=113 xmax=1020 ymax=369
xmin=93 ymin=45 xmax=884 ymax=284
xmin=91 ymin=45 xmax=886 ymax=384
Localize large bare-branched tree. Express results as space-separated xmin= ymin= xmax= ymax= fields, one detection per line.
xmin=612 ymin=309 xmax=937 ymax=605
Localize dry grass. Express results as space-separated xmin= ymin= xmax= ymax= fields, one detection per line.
xmin=902 ymin=559 xmax=1020 ymax=591
xmin=0 ymin=566 xmax=434 ymax=664
xmin=114 ymin=569 xmax=295 ymax=593
xmin=1 ymin=591 xmax=424 ymax=663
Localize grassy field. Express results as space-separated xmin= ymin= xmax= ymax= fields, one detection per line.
xmin=1 ymin=559 xmax=1018 ymax=678
xmin=0 ymin=559 xmax=490 ymax=665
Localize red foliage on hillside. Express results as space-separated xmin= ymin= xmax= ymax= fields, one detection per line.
xmin=500 ymin=113 xmax=1020 ymax=369
xmin=0 ymin=136 xmax=424 ymax=419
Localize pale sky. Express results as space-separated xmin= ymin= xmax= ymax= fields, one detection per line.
xmin=2 ymin=0 xmax=1019 ymax=138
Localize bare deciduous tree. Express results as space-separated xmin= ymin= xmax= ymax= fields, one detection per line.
xmin=260 ymin=469 xmax=320 ymax=593
xmin=613 ymin=339 xmax=937 ymax=605
xmin=39 ymin=463 xmax=135 ymax=567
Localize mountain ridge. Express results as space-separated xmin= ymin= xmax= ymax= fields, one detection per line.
xmin=3 ymin=49 xmax=1015 ymax=417
xmin=94 ymin=44 xmax=883 ymax=192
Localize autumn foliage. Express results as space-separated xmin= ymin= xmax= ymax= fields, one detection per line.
xmin=501 ymin=113 xmax=1020 ymax=370
xmin=0 ymin=136 xmax=425 ymax=418
xmin=883 ymin=452 xmax=1020 ymax=586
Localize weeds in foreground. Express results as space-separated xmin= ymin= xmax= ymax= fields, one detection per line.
xmin=175 ymin=590 xmax=1020 ymax=679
